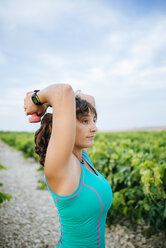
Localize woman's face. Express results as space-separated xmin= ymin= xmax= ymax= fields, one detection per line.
xmin=75 ymin=110 xmax=98 ymax=149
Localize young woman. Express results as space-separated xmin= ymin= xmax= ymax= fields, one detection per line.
xmin=24 ymin=84 xmax=113 ymax=248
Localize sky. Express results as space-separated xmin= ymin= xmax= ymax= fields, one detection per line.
xmin=0 ymin=0 xmax=166 ymax=132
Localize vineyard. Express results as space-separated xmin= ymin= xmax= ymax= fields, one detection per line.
xmin=0 ymin=130 xmax=166 ymax=231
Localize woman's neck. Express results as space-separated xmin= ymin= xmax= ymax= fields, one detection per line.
xmin=72 ymin=147 xmax=83 ymax=162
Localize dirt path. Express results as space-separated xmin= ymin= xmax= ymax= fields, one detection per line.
xmin=0 ymin=140 xmax=165 ymax=248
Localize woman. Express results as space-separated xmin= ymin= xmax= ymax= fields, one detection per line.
xmin=24 ymin=84 xmax=113 ymax=248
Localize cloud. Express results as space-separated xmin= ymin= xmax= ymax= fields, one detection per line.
xmin=0 ymin=0 xmax=78 ymax=30
xmin=0 ymin=51 xmax=7 ymax=64
xmin=0 ymin=0 xmax=166 ymax=131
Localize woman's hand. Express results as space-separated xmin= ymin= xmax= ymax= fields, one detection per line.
xmin=77 ymin=93 xmax=96 ymax=108
xmin=24 ymin=93 xmax=49 ymax=116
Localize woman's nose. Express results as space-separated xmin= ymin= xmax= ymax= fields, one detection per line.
xmin=90 ymin=123 xmax=98 ymax=132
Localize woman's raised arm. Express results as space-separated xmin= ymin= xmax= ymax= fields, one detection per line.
xmin=36 ymin=84 xmax=76 ymax=179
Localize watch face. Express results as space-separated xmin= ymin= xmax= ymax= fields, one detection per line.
xmin=32 ymin=93 xmax=41 ymax=105
xmin=32 ymin=96 xmax=38 ymax=104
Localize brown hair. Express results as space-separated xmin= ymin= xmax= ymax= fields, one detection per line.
xmin=34 ymin=95 xmax=97 ymax=166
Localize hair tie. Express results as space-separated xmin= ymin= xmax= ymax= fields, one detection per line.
xmin=74 ymin=90 xmax=82 ymax=96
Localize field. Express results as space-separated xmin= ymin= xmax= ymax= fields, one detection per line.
xmin=0 ymin=130 xmax=166 ymax=230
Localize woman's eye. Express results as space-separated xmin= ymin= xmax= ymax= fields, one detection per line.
xmin=83 ymin=119 xmax=97 ymax=124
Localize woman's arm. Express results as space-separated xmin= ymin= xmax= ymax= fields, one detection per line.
xmin=25 ymin=84 xmax=76 ymax=180
xmin=41 ymin=84 xmax=76 ymax=177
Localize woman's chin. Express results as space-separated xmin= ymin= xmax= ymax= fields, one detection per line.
xmin=86 ymin=140 xmax=94 ymax=146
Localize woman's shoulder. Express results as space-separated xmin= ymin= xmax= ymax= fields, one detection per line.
xmin=44 ymin=153 xmax=81 ymax=197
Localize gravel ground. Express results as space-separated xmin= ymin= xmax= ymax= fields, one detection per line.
xmin=0 ymin=140 xmax=165 ymax=248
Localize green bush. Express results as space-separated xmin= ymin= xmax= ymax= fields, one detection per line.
xmin=0 ymin=131 xmax=39 ymax=161
xmin=0 ymin=130 xmax=166 ymax=229
xmin=0 ymin=192 xmax=12 ymax=206
xmin=88 ymin=131 xmax=166 ymax=230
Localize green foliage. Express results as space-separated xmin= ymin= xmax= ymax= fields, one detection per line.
xmin=0 ymin=192 xmax=12 ymax=206
xmin=88 ymin=131 xmax=166 ymax=230
xmin=37 ymin=178 xmax=47 ymax=190
xmin=0 ymin=130 xmax=166 ymax=230
xmin=0 ymin=164 xmax=7 ymax=170
xmin=37 ymin=166 xmax=44 ymax=172
xmin=0 ymin=131 xmax=44 ymax=190
xmin=0 ymin=131 xmax=39 ymax=161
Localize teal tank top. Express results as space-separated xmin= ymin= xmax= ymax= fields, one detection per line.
xmin=44 ymin=150 xmax=113 ymax=248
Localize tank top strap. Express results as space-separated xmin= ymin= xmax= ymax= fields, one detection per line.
xmin=82 ymin=150 xmax=102 ymax=178
xmin=82 ymin=151 xmax=94 ymax=168
xmin=82 ymin=150 xmax=90 ymax=161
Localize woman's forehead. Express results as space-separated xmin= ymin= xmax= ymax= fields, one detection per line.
xmin=79 ymin=112 xmax=96 ymax=118
xmin=84 ymin=113 xmax=95 ymax=117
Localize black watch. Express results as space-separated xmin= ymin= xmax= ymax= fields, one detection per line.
xmin=31 ymin=90 xmax=42 ymax=105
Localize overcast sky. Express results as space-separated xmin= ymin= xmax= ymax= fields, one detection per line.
xmin=0 ymin=0 xmax=166 ymax=132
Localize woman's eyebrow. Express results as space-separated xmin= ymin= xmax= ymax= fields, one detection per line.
xmin=82 ymin=114 xmax=96 ymax=118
